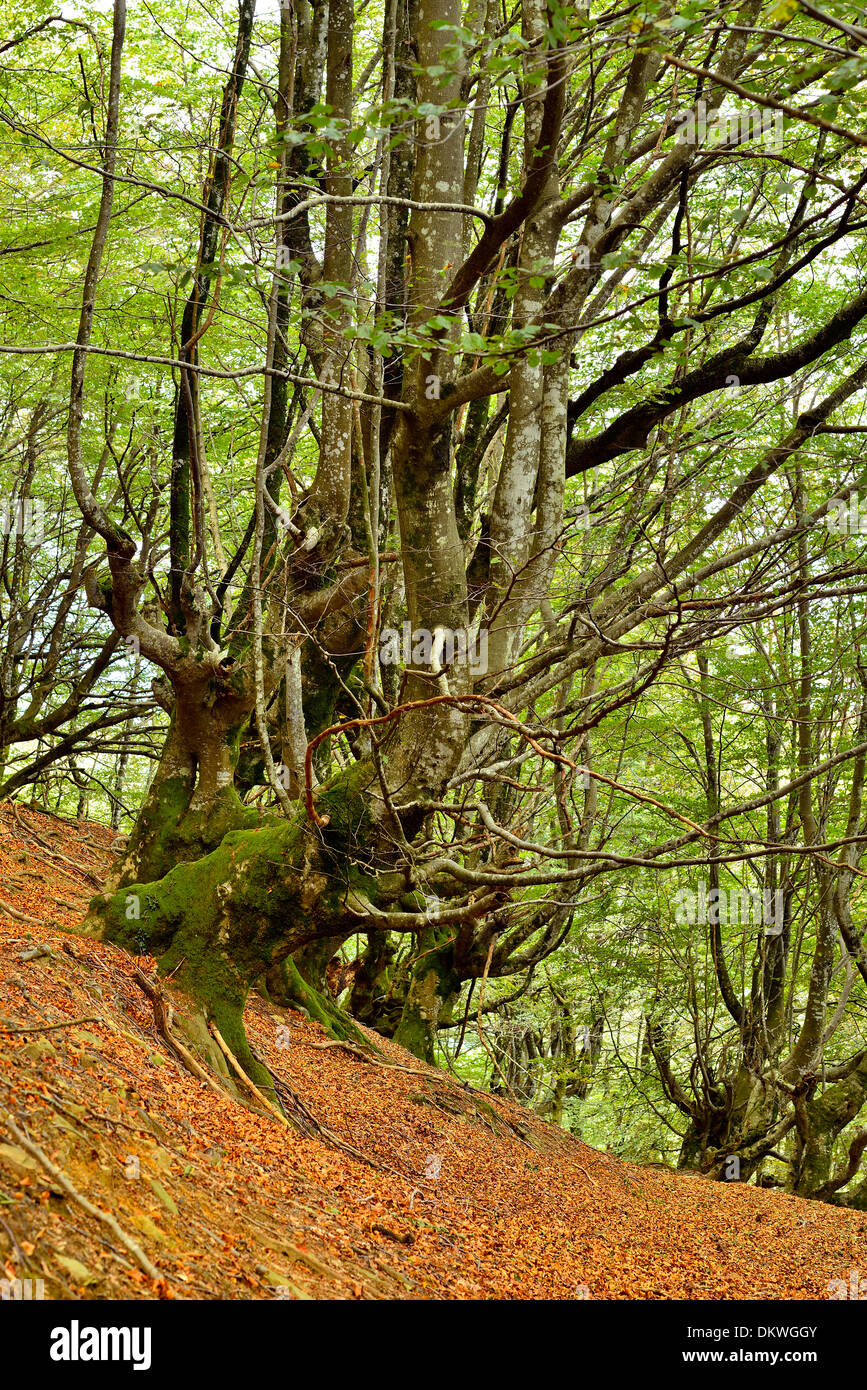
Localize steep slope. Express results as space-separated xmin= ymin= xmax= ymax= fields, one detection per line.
xmin=0 ymin=801 xmax=864 ymax=1300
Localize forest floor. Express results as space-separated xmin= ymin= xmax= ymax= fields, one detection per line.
xmin=0 ymin=800 xmax=864 ymax=1301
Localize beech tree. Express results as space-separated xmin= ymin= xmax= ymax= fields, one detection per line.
xmin=4 ymin=0 xmax=867 ymax=1203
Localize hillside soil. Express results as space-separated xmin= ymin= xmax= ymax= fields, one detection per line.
xmin=0 ymin=801 xmax=864 ymax=1300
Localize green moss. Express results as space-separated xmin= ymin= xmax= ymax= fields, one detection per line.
xmin=268 ymin=956 xmax=374 ymax=1048
xmin=117 ymin=776 xmax=257 ymax=889
xmin=393 ymin=930 xmax=461 ymax=1062
xmin=88 ymin=757 xmax=397 ymax=1073
xmin=393 ymin=1011 xmax=435 ymax=1063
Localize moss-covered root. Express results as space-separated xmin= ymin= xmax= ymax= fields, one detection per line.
xmin=266 ymin=955 xmax=375 ymax=1050
xmin=78 ymin=759 xmax=394 ymax=1086
xmin=78 ymin=771 xmax=388 ymax=1074
xmin=208 ymin=995 xmax=282 ymax=1100
xmin=171 ymin=1000 xmax=281 ymax=1110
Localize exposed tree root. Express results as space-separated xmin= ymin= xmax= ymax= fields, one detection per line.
xmin=209 ymin=1023 xmax=291 ymax=1127
xmin=133 ymin=967 xmax=226 ymax=1095
xmin=266 ymin=955 xmax=377 ymax=1051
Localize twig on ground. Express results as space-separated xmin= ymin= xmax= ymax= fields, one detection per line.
xmin=0 ymin=1015 xmax=102 ymax=1034
xmin=0 ymin=1108 xmax=166 ymax=1287
xmin=0 ymin=896 xmax=41 ymax=925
